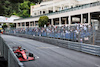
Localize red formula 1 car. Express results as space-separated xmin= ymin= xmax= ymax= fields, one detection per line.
xmin=13 ymin=46 xmax=35 ymax=62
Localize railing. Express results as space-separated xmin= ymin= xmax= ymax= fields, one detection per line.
xmin=0 ymin=34 xmax=24 ymax=67
xmin=15 ymin=1 xmax=100 ymax=21
xmin=46 ymin=1 xmax=100 ymax=16
xmin=4 ymin=32 xmax=100 ymax=56
xmin=5 ymin=24 xmax=95 ymax=44
xmin=68 ymin=41 xmax=100 ymax=56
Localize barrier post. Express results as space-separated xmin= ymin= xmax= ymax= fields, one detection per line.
xmin=78 ymin=31 xmax=80 ymax=43
xmin=92 ymin=22 xmax=96 ymax=45
xmin=73 ymin=31 xmax=74 ymax=41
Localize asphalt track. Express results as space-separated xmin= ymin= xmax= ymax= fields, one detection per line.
xmin=1 ymin=35 xmax=100 ymax=67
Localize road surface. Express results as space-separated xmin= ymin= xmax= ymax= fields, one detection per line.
xmin=1 ymin=35 xmax=100 ymax=67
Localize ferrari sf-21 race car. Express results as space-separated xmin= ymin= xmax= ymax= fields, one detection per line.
xmin=12 ymin=46 xmax=35 ymax=61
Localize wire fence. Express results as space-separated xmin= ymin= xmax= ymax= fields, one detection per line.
xmin=4 ymin=24 xmax=95 ymax=44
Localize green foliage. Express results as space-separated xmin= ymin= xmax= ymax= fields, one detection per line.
xmin=16 ymin=1 xmax=35 ymax=18
xmin=0 ymin=0 xmax=40 ymax=17
xmin=9 ymin=0 xmax=42 ymax=3
xmin=30 ymin=3 xmax=35 ymax=6
xmin=29 ymin=0 xmax=42 ymax=3
xmin=2 ymin=23 xmax=8 ymax=29
xmin=20 ymin=1 xmax=30 ymax=10
xmin=0 ymin=0 xmax=13 ymax=16
xmin=10 ymin=23 xmax=15 ymax=28
xmin=0 ymin=0 xmax=5 ymax=15
xmin=9 ymin=0 xmax=24 ymax=3
xmin=17 ymin=1 xmax=30 ymax=17
xmin=38 ymin=16 xmax=49 ymax=27
xmin=12 ymin=12 xmax=17 ymax=15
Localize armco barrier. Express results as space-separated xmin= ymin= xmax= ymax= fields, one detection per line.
xmin=4 ymin=33 xmax=100 ymax=56
xmin=68 ymin=42 xmax=81 ymax=51
xmin=0 ymin=35 xmax=24 ymax=67
xmin=81 ymin=44 xmax=100 ymax=55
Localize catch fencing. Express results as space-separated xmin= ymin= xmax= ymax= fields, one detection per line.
xmin=5 ymin=25 xmax=95 ymax=44
xmin=0 ymin=34 xmax=24 ymax=67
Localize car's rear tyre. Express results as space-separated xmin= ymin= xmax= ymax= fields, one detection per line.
xmin=29 ymin=53 xmax=35 ymax=60
xmin=29 ymin=53 xmax=33 ymax=57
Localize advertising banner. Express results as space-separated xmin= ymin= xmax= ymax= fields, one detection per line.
xmin=0 ymin=18 xmax=13 ymax=22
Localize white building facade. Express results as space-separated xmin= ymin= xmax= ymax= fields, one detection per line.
xmin=14 ymin=0 xmax=100 ymax=28
xmin=0 ymin=15 xmax=20 ymax=28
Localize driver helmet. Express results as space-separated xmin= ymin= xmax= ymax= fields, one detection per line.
xmin=18 ymin=46 xmax=22 ymax=50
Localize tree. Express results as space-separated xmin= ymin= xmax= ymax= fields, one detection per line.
xmin=10 ymin=23 xmax=15 ymax=28
xmin=9 ymin=0 xmax=42 ymax=3
xmin=2 ymin=23 xmax=8 ymax=29
xmin=9 ymin=0 xmax=24 ymax=3
xmin=0 ymin=0 xmax=42 ymax=17
xmin=0 ymin=0 xmax=4 ymax=15
xmin=38 ymin=16 xmax=49 ymax=27
xmin=29 ymin=0 xmax=42 ymax=4
xmin=0 ymin=0 xmax=13 ymax=16
xmin=17 ymin=1 xmax=35 ymax=18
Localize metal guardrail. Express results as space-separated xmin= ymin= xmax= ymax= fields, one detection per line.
xmin=4 ymin=33 xmax=100 ymax=56
xmin=0 ymin=35 xmax=24 ymax=67
xmin=68 ymin=42 xmax=100 ymax=56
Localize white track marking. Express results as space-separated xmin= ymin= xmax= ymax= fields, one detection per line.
xmin=18 ymin=40 xmax=26 ymax=41
xmin=36 ymin=56 xmax=39 ymax=59
xmin=34 ymin=54 xmax=39 ymax=59
xmin=95 ymin=64 xmax=100 ymax=67
xmin=36 ymin=47 xmax=59 ymax=49
xmin=13 ymin=42 xmax=16 ymax=44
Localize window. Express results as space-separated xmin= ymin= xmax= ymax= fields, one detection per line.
xmin=18 ymin=23 xmax=20 ymax=26
xmin=22 ymin=23 xmax=24 ymax=26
